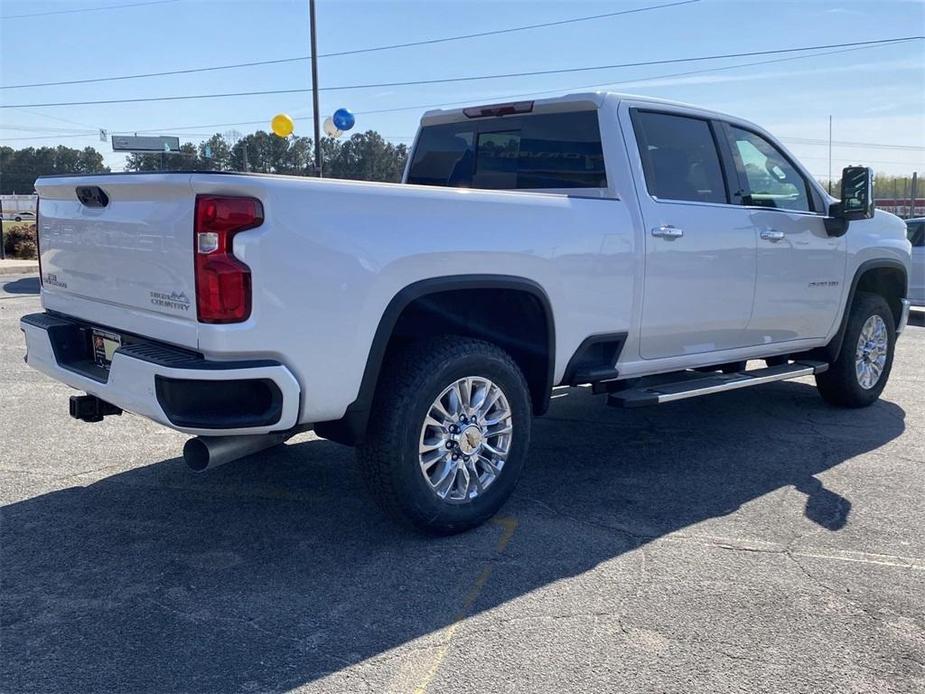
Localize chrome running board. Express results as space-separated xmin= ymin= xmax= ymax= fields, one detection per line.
xmin=607 ymin=361 xmax=829 ymax=408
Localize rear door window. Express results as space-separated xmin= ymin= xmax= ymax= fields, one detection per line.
xmin=407 ymin=110 xmax=607 ymax=190
xmin=630 ymin=110 xmax=728 ymax=205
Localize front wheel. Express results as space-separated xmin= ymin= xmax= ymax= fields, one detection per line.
xmin=357 ymin=336 xmax=532 ymax=534
xmin=815 ymin=292 xmax=896 ymax=408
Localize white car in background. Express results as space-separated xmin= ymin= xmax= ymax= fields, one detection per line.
xmin=906 ymin=218 xmax=925 ymax=306
xmin=4 ymin=211 xmax=35 ymax=222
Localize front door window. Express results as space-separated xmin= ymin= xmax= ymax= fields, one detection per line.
xmin=729 ymin=127 xmax=812 ymax=213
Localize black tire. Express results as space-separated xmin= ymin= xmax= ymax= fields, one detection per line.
xmin=14 ymin=216 xmax=21 ymax=222
xmin=356 ymin=336 xmax=532 ymax=534
xmin=815 ymin=292 xmax=896 ymax=408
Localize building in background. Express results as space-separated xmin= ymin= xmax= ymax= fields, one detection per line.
xmin=875 ymin=198 xmax=925 ymax=219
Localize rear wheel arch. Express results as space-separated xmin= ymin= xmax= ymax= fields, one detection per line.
xmin=314 ymin=275 xmax=555 ymax=446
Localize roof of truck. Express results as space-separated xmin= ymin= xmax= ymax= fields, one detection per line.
xmin=419 ymin=91 xmax=737 ymax=126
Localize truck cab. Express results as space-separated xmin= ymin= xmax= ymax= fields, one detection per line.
xmin=403 ymin=93 xmax=909 ymax=367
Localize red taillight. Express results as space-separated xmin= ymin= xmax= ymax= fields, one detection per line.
xmin=194 ymin=195 xmax=263 ymax=323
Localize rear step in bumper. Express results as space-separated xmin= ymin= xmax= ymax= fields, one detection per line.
xmin=21 ymin=312 xmax=301 ymax=436
xmin=608 ymin=361 xmax=829 ymax=408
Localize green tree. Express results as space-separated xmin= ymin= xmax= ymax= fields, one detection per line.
xmin=326 ymin=131 xmax=408 ymax=182
xmin=0 ymin=145 xmax=110 ymax=194
xmin=0 ymin=130 xmax=409 ymax=191
xmin=77 ymin=147 xmax=107 ymax=173
xmin=198 ymin=134 xmax=232 ymax=171
xmin=124 ymin=142 xmax=206 ymax=172
xmin=229 ymin=131 xmax=315 ymax=174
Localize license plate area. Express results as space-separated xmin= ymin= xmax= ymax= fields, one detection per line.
xmin=91 ymin=328 xmax=121 ymax=369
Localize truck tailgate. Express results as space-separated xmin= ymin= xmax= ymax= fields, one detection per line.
xmin=35 ymin=174 xmax=199 ymax=346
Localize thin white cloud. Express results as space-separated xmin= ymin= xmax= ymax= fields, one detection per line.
xmin=590 ymin=57 xmax=924 ymax=92
xmin=824 ymin=8 xmax=866 ymax=16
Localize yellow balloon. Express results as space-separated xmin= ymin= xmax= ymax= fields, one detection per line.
xmin=271 ymin=113 xmax=294 ymax=137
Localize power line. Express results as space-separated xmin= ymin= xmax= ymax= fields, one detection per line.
xmin=311 ymin=35 xmax=925 ymax=93
xmin=2 ymin=35 xmax=920 ymax=110
xmin=40 ymin=44 xmax=925 ymax=144
xmin=3 ymin=43 xmax=921 ymax=157
xmin=1 ymin=0 xmax=179 ymax=20
xmin=1 ymin=41 xmax=912 ymax=150
xmin=0 ymin=0 xmax=701 ymax=90
xmin=5 ymin=106 xmax=101 ymax=131
xmin=796 ymin=154 xmax=923 ymax=166
xmin=0 ymin=124 xmax=97 ymax=134
xmin=88 ymin=45 xmax=872 ymax=135
xmin=0 ymin=133 xmax=96 ymax=142
xmin=781 ymin=137 xmax=925 ymax=151
xmin=343 ymin=42 xmax=894 ymax=119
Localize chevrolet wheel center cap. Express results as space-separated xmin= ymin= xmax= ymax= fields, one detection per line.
xmin=458 ymin=425 xmax=483 ymax=455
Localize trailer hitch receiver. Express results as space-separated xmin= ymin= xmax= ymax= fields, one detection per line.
xmin=69 ymin=394 xmax=122 ymax=423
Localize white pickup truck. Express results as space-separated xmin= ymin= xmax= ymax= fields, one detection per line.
xmin=22 ymin=92 xmax=912 ymax=533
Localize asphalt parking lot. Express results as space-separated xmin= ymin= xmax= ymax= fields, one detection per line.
xmin=1 ymin=274 xmax=923 ymax=694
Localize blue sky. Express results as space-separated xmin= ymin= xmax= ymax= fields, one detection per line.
xmin=1 ymin=0 xmax=923 ymax=177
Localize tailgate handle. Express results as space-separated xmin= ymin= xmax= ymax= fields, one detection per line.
xmin=76 ymin=186 xmax=109 ymax=208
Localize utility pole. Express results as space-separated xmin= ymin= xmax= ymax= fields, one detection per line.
xmin=309 ymin=0 xmax=322 ymax=177
xmin=911 ymin=171 xmax=918 ymax=218
xmin=827 ymin=115 xmax=833 ymax=194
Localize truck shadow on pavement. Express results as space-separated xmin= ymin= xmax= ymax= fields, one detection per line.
xmin=0 ymin=381 xmax=906 ymax=692
xmin=1 ymin=276 xmax=40 ymax=295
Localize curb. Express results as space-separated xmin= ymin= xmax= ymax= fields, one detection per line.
xmin=0 ymin=263 xmax=39 ymax=276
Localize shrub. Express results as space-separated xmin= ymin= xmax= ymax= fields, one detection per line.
xmin=3 ymin=223 xmax=37 ymax=259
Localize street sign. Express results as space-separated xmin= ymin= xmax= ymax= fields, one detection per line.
xmin=111 ymin=135 xmax=180 ymax=153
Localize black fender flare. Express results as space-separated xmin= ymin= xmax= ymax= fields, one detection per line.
xmin=314 ymin=274 xmax=556 ymax=446
xmin=816 ymin=258 xmax=908 ymax=362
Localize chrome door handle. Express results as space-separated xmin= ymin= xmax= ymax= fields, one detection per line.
xmin=760 ymin=228 xmax=785 ymax=242
xmin=651 ymin=225 xmax=683 ymax=239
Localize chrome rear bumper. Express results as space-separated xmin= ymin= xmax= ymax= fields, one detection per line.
xmin=21 ymin=312 xmax=301 ymax=436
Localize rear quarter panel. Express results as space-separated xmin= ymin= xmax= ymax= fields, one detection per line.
xmin=189 ymin=173 xmax=639 ymax=423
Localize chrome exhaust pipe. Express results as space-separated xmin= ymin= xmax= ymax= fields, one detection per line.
xmin=183 ymin=431 xmax=294 ymax=472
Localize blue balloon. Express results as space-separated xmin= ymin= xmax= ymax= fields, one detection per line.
xmin=332 ymin=108 xmax=355 ymax=131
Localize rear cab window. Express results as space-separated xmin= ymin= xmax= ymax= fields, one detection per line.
xmin=407 ymin=109 xmax=607 ymax=191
